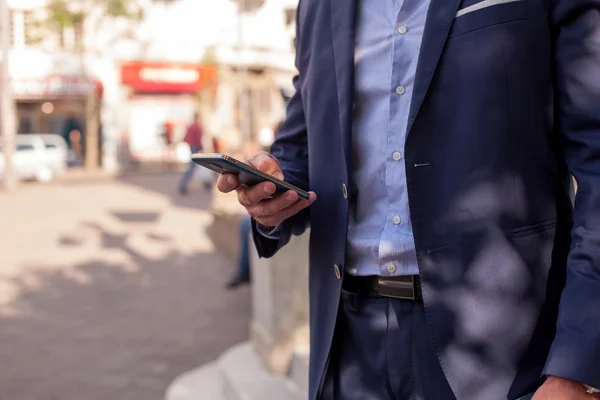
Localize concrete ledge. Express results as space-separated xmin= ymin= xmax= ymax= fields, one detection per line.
xmin=165 ymin=363 xmax=224 ymax=400
xmin=249 ymin=231 xmax=310 ymax=375
xmin=290 ymin=349 xmax=309 ymax=395
xmin=209 ymin=189 xmax=246 ymax=263
xmin=208 ymin=211 xmax=243 ymax=263
xmin=165 ymin=342 xmax=304 ymax=400
xmin=220 ymin=342 xmax=304 ymax=400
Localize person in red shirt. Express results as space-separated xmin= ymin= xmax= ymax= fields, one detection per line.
xmin=183 ymin=114 xmax=202 ymax=150
xmin=178 ymin=112 xmax=206 ymax=194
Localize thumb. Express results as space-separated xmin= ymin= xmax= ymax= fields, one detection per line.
xmin=270 ymin=168 xmax=284 ymax=180
xmin=253 ymin=154 xmax=284 ymax=180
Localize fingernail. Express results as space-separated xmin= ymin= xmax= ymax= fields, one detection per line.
xmin=264 ymin=184 xmax=274 ymax=193
xmin=227 ymin=175 xmax=235 ymax=185
xmin=287 ymin=192 xmax=295 ymax=200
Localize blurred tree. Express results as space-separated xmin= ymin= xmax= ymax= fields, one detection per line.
xmin=44 ymin=0 xmax=144 ymax=51
xmin=230 ymin=0 xmax=265 ymax=13
xmin=202 ymin=47 xmax=219 ymax=66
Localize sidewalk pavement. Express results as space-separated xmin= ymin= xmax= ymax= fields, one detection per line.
xmin=0 ymin=172 xmax=250 ymax=400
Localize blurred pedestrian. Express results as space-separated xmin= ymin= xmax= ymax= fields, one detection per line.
xmin=178 ymin=112 xmax=208 ymax=195
xmin=212 ymin=136 xmax=221 ymax=153
xmin=226 ymin=215 xmax=252 ymax=289
xmin=68 ymin=129 xmax=83 ymax=166
xmin=161 ymin=121 xmax=176 ymax=171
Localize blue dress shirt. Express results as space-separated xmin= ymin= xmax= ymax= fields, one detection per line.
xmin=346 ymin=0 xmax=431 ymax=276
xmin=258 ymin=0 xmax=430 ymax=277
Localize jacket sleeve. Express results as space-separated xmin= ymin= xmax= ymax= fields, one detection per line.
xmin=542 ymin=0 xmax=600 ymax=388
xmin=251 ymin=6 xmax=310 ymax=259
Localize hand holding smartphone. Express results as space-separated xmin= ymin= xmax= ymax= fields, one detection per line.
xmin=192 ymin=153 xmax=309 ymax=200
xmin=208 ymin=152 xmax=316 ymax=228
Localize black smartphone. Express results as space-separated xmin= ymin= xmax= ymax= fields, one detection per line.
xmin=191 ymin=153 xmax=310 ymax=200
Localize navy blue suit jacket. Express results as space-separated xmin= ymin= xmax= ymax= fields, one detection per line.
xmin=252 ymin=0 xmax=600 ymax=399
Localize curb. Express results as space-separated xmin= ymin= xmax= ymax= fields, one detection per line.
xmin=165 ymin=342 xmax=304 ymax=400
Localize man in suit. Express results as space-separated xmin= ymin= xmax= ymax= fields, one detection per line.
xmin=218 ymin=0 xmax=600 ymax=399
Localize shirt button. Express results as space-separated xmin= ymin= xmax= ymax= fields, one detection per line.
xmin=334 ymin=264 xmax=341 ymax=280
xmin=342 ymin=183 xmax=348 ymax=199
xmin=397 ymin=25 xmax=408 ymax=34
xmin=395 ymin=85 xmax=405 ymax=95
xmin=387 ymin=263 xmax=396 ymax=274
xmin=392 ymin=151 xmax=402 ymax=161
xmin=392 ymin=215 xmax=401 ymax=225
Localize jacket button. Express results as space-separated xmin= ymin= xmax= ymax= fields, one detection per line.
xmin=334 ymin=264 xmax=341 ymax=280
xmin=342 ymin=183 xmax=348 ymax=199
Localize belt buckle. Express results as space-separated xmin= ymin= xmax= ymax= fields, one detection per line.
xmin=376 ymin=276 xmax=416 ymax=300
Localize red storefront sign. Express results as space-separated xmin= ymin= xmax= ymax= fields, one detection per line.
xmin=120 ymin=62 xmax=217 ymax=94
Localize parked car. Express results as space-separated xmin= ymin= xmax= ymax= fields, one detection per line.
xmin=37 ymin=134 xmax=68 ymax=176
xmin=0 ymin=134 xmax=59 ymax=182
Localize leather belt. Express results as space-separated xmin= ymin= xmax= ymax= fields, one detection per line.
xmin=343 ymin=274 xmax=423 ymax=301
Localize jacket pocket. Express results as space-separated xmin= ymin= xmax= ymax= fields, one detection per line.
xmin=450 ymin=0 xmax=527 ymax=38
xmin=509 ymin=218 xmax=557 ymax=239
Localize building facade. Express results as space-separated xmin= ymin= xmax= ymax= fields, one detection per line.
xmin=5 ymin=0 xmax=298 ymax=171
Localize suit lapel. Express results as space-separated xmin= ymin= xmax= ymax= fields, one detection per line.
xmin=328 ymin=0 xmax=461 ymax=163
xmin=407 ymin=0 xmax=462 ymax=136
xmin=329 ymin=0 xmax=358 ymax=172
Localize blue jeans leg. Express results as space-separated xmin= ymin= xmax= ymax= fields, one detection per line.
xmin=179 ymin=146 xmax=200 ymax=190
xmin=237 ymin=216 xmax=252 ymax=277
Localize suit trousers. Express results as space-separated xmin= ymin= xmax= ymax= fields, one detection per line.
xmin=320 ymin=288 xmax=456 ymax=400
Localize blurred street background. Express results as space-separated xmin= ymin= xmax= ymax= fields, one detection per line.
xmin=0 ymin=173 xmax=250 ymax=399
xmin=0 ymin=0 xmax=304 ymax=399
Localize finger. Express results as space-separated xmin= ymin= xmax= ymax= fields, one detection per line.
xmin=247 ymin=151 xmax=280 ymax=169
xmin=246 ymin=190 xmax=300 ymax=218
xmin=258 ymin=192 xmax=317 ymax=226
xmin=249 ymin=152 xmax=284 ymax=180
xmin=237 ymin=181 xmax=277 ymax=207
xmin=258 ymin=196 xmax=314 ymax=226
xmin=217 ymin=173 xmax=239 ymax=193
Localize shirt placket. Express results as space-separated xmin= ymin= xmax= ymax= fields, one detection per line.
xmin=379 ymin=6 xmax=413 ymax=276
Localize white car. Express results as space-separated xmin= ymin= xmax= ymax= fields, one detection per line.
xmin=37 ymin=134 xmax=68 ymax=176
xmin=0 ymin=135 xmax=57 ymax=182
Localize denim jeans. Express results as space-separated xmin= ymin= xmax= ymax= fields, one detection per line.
xmin=179 ymin=146 xmax=200 ymax=190
xmin=237 ymin=216 xmax=252 ymax=277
